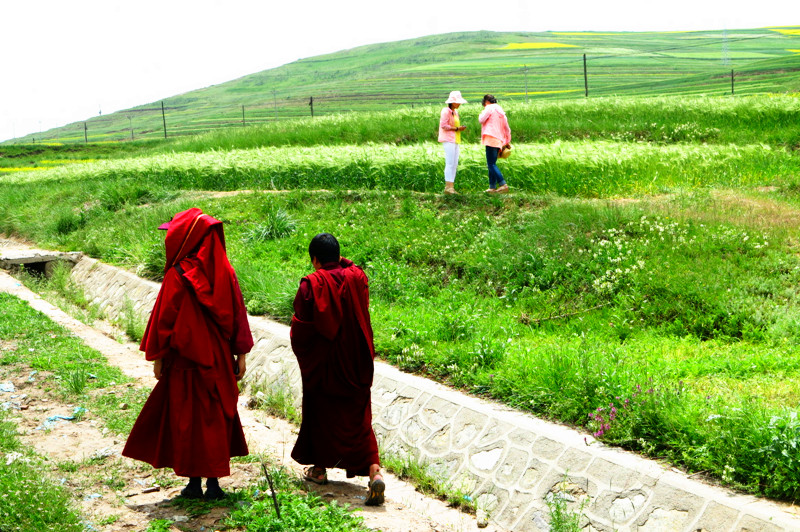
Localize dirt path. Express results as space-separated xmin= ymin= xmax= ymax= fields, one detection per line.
xmin=0 ymin=264 xmax=500 ymax=532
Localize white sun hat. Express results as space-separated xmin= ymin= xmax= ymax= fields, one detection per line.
xmin=445 ymin=90 xmax=468 ymax=104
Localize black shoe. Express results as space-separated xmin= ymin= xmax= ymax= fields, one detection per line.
xmin=180 ymin=485 xmax=203 ymax=499
xmin=204 ymin=485 xmax=226 ymax=500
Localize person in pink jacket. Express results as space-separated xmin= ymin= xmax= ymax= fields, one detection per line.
xmin=478 ymin=94 xmax=511 ymax=193
xmin=438 ymin=91 xmax=468 ymax=194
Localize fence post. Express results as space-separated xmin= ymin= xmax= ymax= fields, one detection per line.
xmin=84 ymin=122 xmax=88 ymax=144
xmin=273 ymin=90 xmax=278 ymax=121
xmin=161 ymin=101 xmax=167 ymax=138
xmin=309 ymin=96 xmax=314 ymax=117
xmin=242 ymin=105 xmax=246 ymax=126
xmin=731 ymin=69 xmax=735 ymax=95
xmin=525 ymin=65 xmax=529 ymax=104
xmin=583 ymin=54 xmax=589 ymax=97
xmin=128 ymin=116 xmax=134 ymax=140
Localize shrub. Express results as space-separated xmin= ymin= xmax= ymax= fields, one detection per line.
xmin=242 ymin=208 xmax=297 ymax=242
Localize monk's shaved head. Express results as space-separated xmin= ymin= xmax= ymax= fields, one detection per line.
xmin=309 ymin=233 xmax=340 ymax=264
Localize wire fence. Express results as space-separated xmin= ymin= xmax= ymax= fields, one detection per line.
xmin=14 ymin=32 xmax=800 ymax=145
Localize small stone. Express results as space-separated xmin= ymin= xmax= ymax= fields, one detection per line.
xmin=142 ymin=487 xmax=160 ymax=494
xmin=119 ymin=403 xmax=129 ymax=410
xmin=477 ymin=509 xmax=489 ymax=528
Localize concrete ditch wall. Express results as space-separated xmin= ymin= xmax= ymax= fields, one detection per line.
xmin=69 ymin=256 xmax=800 ymax=531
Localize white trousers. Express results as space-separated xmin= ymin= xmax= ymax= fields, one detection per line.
xmin=443 ymin=142 xmax=460 ymax=183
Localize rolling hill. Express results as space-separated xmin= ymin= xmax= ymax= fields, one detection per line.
xmin=8 ymin=26 xmax=800 ymax=144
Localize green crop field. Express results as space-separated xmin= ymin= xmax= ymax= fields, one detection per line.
xmin=4 ymin=27 xmax=799 ymax=144
xmin=2 ymin=27 xmax=800 ymax=504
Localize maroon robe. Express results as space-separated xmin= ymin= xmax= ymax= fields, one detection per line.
xmin=290 ymin=258 xmax=380 ymax=477
xmin=123 ymin=208 xmax=254 ymax=478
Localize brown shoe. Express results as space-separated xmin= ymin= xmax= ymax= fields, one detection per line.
xmin=303 ymin=466 xmax=328 ymax=485
xmin=365 ymin=476 xmax=385 ymax=506
xmin=444 ymin=182 xmax=456 ymax=194
xmin=484 ymin=188 xmax=497 ymax=194
xmin=495 ymin=184 xmax=509 ymax=194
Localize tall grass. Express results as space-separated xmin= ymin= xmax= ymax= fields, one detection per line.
xmin=3 ymin=139 xmax=797 ymax=203
xmin=159 ymin=96 xmax=800 ymax=152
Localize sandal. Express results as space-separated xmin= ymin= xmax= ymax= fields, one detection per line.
xmin=303 ymin=466 xmax=328 ymax=485
xmin=365 ymin=476 xmax=385 ymax=506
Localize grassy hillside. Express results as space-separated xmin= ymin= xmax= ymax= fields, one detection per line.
xmin=6 ymin=26 xmax=799 ymax=144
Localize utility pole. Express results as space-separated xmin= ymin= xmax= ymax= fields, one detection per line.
xmin=161 ymin=101 xmax=167 ymax=138
xmin=273 ymin=90 xmax=278 ymax=121
xmin=731 ymin=70 xmax=735 ymax=95
xmin=583 ymin=54 xmax=589 ymax=97
xmin=525 ymin=65 xmax=529 ymax=104
xmin=128 ymin=116 xmax=134 ymax=140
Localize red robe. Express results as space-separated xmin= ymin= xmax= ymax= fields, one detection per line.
xmin=290 ymin=258 xmax=380 ymax=477
xmin=123 ymin=208 xmax=253 ymax=478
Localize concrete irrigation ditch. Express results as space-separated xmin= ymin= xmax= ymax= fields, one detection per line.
xmin=3 ymin=244 xmax=800 ymax=532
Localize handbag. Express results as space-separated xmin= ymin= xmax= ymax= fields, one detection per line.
xmin=499 ymin=144 xmax=512 ymax=159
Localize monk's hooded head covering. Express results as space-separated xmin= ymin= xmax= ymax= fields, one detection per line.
xmin=160 ymin=207 xmax=226 ymax=272
xmin=156 ymin=208 xmax=238 ymax=337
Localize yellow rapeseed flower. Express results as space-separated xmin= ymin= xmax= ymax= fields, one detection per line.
xmin=0 ymin=167 xmax=44 ymax=173
xmin=771 ymin=29 xmax=800 ymax=36
xmin=501 ymin=43 xmax=578 ymax=50
xmin=38 ymin=159 xmax=96 ymax=165
xmin=506 ymin=89 xmax=581 ymax=95
xmin=553 ymin=31 xmax=688 ymax=36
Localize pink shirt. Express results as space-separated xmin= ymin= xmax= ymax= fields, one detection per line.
xmin=479 ymin=104 xmax=511 ymax=147
xmin=438 ymin=107 xmax=460 ymax=143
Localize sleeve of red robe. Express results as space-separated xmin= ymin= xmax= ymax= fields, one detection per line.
xmin=139 ymin=268 xmax=185 ymax=361
xmin=291 ymin=279 xmax=326 ymax=380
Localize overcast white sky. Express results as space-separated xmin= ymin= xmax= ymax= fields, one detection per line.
xmin=0 ymin=0 xmax=796 ymax=142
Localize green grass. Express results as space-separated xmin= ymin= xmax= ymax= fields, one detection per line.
xmin=222 ymin=465 xmax=369 ymax=531
xmin=10 ymin=186 xmax=800 ymax=500
xmin=381 ymin=451 xmax=475 ymax=512
xmin=0 ymin=443 xmax=85 ymax=532
xmin=159 ymin=95 xmax=800 ymax=151
xmin=0 ymin=292 xmax=128 ymax=395
xmin=0 ymin=298 xmax=87 ymax=532
xmin=249 ymin=381 xmax=302 ymax=426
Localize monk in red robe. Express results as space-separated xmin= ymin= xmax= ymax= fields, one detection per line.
xmin=290 ymin=233 xmax=385 ymax=505
xmin=123 ymin=208 xmax=253 ymax=500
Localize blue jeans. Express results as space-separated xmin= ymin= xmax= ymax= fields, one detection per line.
xmin=486 ymin=146 xmax=506 ymax=189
